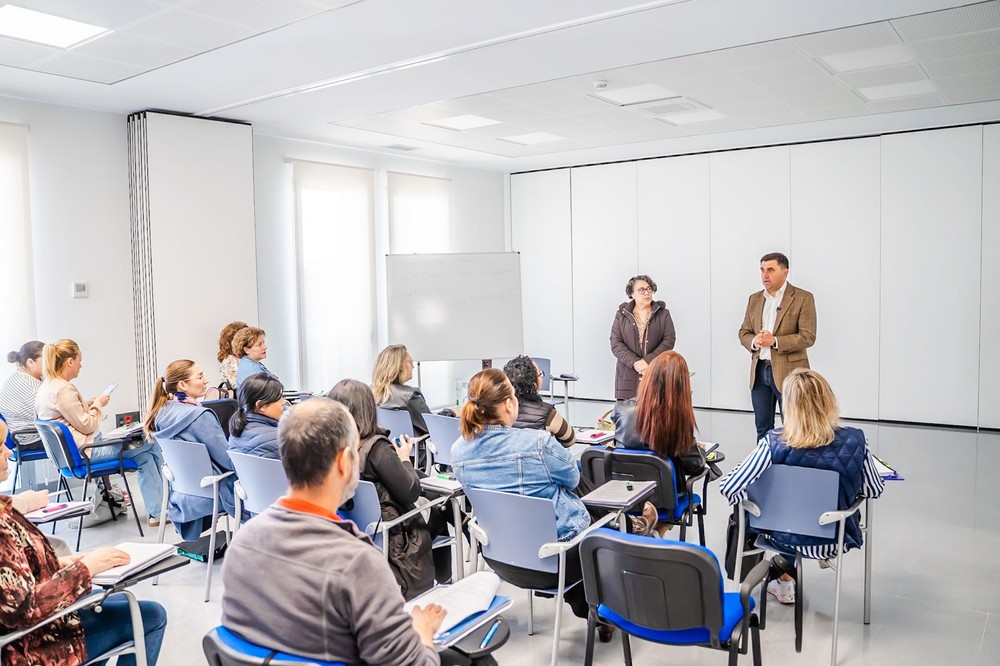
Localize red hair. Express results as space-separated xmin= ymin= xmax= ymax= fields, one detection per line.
xmin=634 ymin=351 xmax=696 ymax=457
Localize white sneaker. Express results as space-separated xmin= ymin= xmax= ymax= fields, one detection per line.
xmin=818 ymin=558 xmax=837 ymax=571
xmin=767 ymin=578 xmax=796 ymax=605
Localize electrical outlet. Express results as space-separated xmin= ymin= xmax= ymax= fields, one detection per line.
xmin=116 ymin=411 xmax=140 ymax=428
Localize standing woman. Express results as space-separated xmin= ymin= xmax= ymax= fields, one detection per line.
xmin=233 ymin=327 xmax=275 ymax=388
xmin=372 ymin=345 xmax=431 ymax=438
xmin=144 ymin=359 xmax=243 ymax=540
xmin=610 ymin=275 xmax=676 ymax=401
xmin=217 ymin=321 xmax=248 ymax=388
xmin=35 ymin=340 xmax=165 ymax=527
xmin=0 ymin=340 xmax=46 ymax=450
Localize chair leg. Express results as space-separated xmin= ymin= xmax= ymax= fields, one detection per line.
xmin=76 ymin=475 xmax=91 ymax=551
xmin=584 ymin=610 xmax=597 ymax=666
xmin=527 ymin=589 xmax=534 ymax=635
xmin=794 ymin=556 xmax=804 ymax=653
xmin=697 ymin=509 xmax=706 ymax=547
xmin=728 ymin=638 xmax=739 ymax=666
xmin=153 ymin=473 xmax=170 ymax=587
xmin=679 ymin=520 xmax=687 ymax=542
xmin=622 ymin=632 xmax=633 ymax=666
xmin=751 ymin=615 xmax=763 ymax=666
xmin=831 ymin=547 xmax=846 ymax=665
xmin=550 ymin=553 xmax=567 ymax=666
xmin=119 ymin=473 xmax=144 ymax=537
xmin=205 ymin=497 xmax=220 ymax=602
xmin=759 ymin=566 xmax=773 ymax=630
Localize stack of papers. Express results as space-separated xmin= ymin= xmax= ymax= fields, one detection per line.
xmin=874 ymin=456 xmax=904 ymax=481
xmin=24 ymin=501 xmax=93 ymax=523
xmin=421 ymin=475 xmax=462 ymax=493
xmin=404 ymin=571 xmax=500 ymax=637
xmin=574 ymin=428 xmax=614 ymax=444
xmin=91 ymin=542 xmax=177 ymax=585
xmin=102 ymin=422 xmax=144 ymax=441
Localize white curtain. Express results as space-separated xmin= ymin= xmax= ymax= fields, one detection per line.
xmin=293 ymin=160 xmax=376 ymax=391
xmin=387 ymin=171 xmax=454 ymax=405
xmin=0 ymin=123 xmax=36 ymax=386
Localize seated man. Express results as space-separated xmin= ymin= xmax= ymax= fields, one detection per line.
xmin=221 ymin=397 xmax=445 ymax=665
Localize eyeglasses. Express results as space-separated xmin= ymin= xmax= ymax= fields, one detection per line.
xmin=634 ymin=287 xmax=653 ymax=294
xmin=185 ymin=372 xmax=206 ymax=382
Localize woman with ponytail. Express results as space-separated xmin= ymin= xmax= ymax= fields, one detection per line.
xmin=36 ymin=339 xmax=165 ymax=526
xmin=451 ymin=369 xmax=657 ymax=632
xmin=145 ymin=359 xmax=244 ymax=539
xmin=227 ymin=373 xmax=285 ymax=459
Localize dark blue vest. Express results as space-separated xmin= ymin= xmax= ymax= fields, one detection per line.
xmin=767 ymin=426 xmax=868 ymax=551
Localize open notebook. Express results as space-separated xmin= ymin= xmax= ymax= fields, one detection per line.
xmin=91 ymin=543 xmax=177 ymax=585
xmin=404 ymin=571 xmax=501 ymax=639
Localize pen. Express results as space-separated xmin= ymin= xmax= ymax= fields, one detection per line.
xmin=480 ymin=619 xmax=501 ymax=649
xmin=42 ymin=504 xmax=68 ymax=513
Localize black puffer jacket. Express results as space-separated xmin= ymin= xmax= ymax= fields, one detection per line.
xmin=609 ymin=300 xmax=676 ymax=399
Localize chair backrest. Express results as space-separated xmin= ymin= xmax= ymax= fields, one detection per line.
xmin=530 ymin=357 xmax=552 ymax=393
xmin=580 ymin=528 xmax=726 ymax=642
xmin=34 ymin=419 xmax=82 ymax=471
xmin=203 ymin=626 xmax=345 ymax=666
xmin=580 ymin=447 xmax=679 ymax=511
xmin=338 ymin=480 xmax=384 ymax=548
xmin=375 ymin=407 xmax=414 ymax=441
xmin=464 ymin=487 xmax=561 ymax=574
xmin=156 ymin=437 xmax=219 ymax=500
xmin=423 ymin=413 xmax=460 ymax=466
xmin=229 ymin=452 xmax=286 ymax=515
xmin=203 ymin=399 xmax=239 ymax=439
xmin=746 ymin=464 xmax=839 ymax=539
xmin=0 ymin=413 xmax=14 ymax=450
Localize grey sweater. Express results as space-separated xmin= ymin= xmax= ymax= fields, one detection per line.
xmin=221 ymin=502 xmax=439 ymax=665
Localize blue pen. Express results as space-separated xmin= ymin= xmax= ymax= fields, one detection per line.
xmin=479 ymin=619 xmax=501 ymax=649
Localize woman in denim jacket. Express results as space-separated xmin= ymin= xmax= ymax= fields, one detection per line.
xmin=451 ymin=369 xmax=655 ymax=635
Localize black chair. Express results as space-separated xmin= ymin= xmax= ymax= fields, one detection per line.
xmin=581 ymin=446 xmax=708 ymax=544
xmin=580 ymin=528 xmax=768 ymax=666
xmin=203 ymin=399 xmax=239 ymax=439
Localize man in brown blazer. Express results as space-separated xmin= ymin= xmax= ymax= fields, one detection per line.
xmin=738 ymin=252 xmax=817 ymax=439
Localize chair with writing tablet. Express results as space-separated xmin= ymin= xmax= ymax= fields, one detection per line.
xmin=154 ymin=437 xmax=233 ymax=602
xmin=424 ymin=413 xmax=460 ymax=468
xmin=203 ymin=626 xmax=346 ymax=666
xmin=339 ymin=480 xmax=451 ymax=554
xmin=230 ymin=451 xmax=287 ymax=532
xmin=464 ymin=486 xmax=615 ymax=666
xmin=580 ymin=528 xmax=767 ymax=666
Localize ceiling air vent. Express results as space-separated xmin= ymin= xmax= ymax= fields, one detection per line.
xmin=643 ymin=98 xmax=704 ymax=115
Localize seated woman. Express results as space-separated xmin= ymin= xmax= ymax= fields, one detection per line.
xmin=451 ymin=369 xmax=656 ymax=632
xmin=228 ymin=373 xmax=285 ymax=459
xmin=232 ymin=327 xmax=275 ymax=388
xmin=503 ymin=355 xmax=574 ymax=447
xmin=372 ymin=344 xmax=431 ymax=438
xmin=0 ymin=340 xmax=45 ymax=452
xmin=719 ymin=368 xmax=885 ymax=605
xmin=217 ymin=321 xmax=247 ymax=389
xmin=35 ymin=339 xmax=165 ymax=528
xmin=144 ymin=359 xmax=245 ymax=541
xmin=613 ymin=351 xmax=708 ymax=532
xmin=0 ymin=422 xmax=168 ymax=666
xmin=328 ymin=379 xmax=451 ymax=599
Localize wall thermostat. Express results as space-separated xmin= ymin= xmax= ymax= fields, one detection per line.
xmin=72 ymin=282 xmax=89 ymax=298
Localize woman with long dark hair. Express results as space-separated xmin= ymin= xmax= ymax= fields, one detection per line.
xmin=228 ymin=373 xmax=285 ymax=459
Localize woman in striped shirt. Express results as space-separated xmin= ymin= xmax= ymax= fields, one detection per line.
xmin=719 ymin=368 xmax=884 ymax=604
xmin=0 ymin=340 xmax=45 ymax=450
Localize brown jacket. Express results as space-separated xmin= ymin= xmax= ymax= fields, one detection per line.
xmin=738 ymin=283 xmax=817 ymax=392
xmin=611 ymin=300 xmax=676 ymax=400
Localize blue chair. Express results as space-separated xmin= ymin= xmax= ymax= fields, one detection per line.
xmin=230 ymin=452 xmax=287 ymax=531
xmin=424 ymin=413 xmax=460 ymax=468
xmin=34 ymin=418 xmax=144 ymax=549
xmin=203 ymin=626 xmax=346 ymax=665
xmin=154 ymin=437 xmax=234 ymax=602
xmin=464 ymin=486 xmax=615 ymax=666
xmin=734 ymin=465 xmax=868 ymax=665
xmin=580 ymin=446 xmax=708 ymax=544
xmin=1 ymin=412 xmax=47 ymax=492
xmin=338 ymin=480 xmax=450 ymax=555
xmin=580 ymin=528 xmax=767 ymax=666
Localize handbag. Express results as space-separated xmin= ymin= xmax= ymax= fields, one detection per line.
xmin=724 ymin=508 xmax=764 ymax=582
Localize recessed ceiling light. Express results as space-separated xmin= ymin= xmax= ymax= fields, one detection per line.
xmin=657 ymin=109 xmax=728 ymax=125
xmin=591 ymin=83 xmax=679 ymax=106
xmin=0 ymin=5 xmax=110 ymax=48
xmin=501 ymin=132 xmax=565 ymax=145
xmin=424 ymin=114 xmax=501 ymax=131
xmin=821 ymin=44 xmax=917 ymax=73
xmin=857 ymin=80 xmax=936 ymax=101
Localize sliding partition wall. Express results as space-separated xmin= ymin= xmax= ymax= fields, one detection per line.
xmin=511 ymin=124 xmax=1000 ymax=428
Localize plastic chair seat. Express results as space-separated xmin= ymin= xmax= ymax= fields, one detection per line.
xmin=69 ymin=457 xmax=139 ymax=479
xmin=214 ymin=627 xmax=346 ymax=665
xmin=657 ymin=493 xmax=700 ymax=522
xmin=598 ymin=592 xmax=755 ymax=645
xmin=10 ymin=447 xmax=47 ymax=461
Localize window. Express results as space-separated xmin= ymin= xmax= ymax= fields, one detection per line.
xmin=293 ymin=161 xmax=375 ymax=390
xmin=388 ymin=172 xmax=451 ymax=254
xmin=0 ymin=123 xmax=35 ymax=386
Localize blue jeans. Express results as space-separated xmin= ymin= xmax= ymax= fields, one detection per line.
xmin=80 ymin=597 xmax=167 ymax=665
xmin=89 ymin=439 xmax=165 ymax=519
xmin=750 ymin=360 xmax=783 ymax=441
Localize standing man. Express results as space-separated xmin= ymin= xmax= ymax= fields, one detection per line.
xmin=738 ymin=253 xmax=817 ymax=440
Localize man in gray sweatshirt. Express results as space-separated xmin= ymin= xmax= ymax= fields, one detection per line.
xmin=221 ymin=397 xmax=445 ymax=665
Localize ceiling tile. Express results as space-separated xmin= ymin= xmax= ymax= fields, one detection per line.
xmin=785 ymin=91 xmax=869 ymax=113
xmin=124 ymin=9 xmax=255 ymax=51
xmin=922 ymin=51 xmax=1000 ymax=78
xmin=799 ymin=105 xmax=874 ymax=121
xmin=10 ymin=0 xmax=166 ymax=30
xmin=667 ymin=71 xmax=750 ymax=95
xmin=0 ymin=36 xmax=60 ymax=68
xmin=934 ymin=71 xmax=1000 ymax=92
xmin=892 ymin=2 xmax=1000 ymax=42
xmin=792 ymin=21 xmax=901 ymax=57
xmin=185 ymin=0 xmax=328 ymax=31
xmin=30 ymin=52 xmax=146 ymax=83
xmin=705 ymin=40 xmax=804 ymax=70
xmin=836 ymin=63 xmax=929 ymax=89
xmin=691 ymin=87 xmax=776 ymax=108
xmin=736 ymin=59 xmax=829 ymax=85
xmin=70 ymin=31 xmax=191 ymax=69
xmin=865 ymin=93 xmax=947 ymax=113
xmin=910 ymin=29 xmax=1000 ymax=61
xmin=944 ymin=86 xmax=1000 ymax=103
xmin=492 ymin=81 xmax=578 ymax=104
xmin=628 ymin=55 xmax=721 ymax=81
xmin=755 ymin=76 xmax=848 ymax=99
xmin=431 ymin=94 xmax=515 ymax=116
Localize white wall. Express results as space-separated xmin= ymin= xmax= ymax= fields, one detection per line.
xmin=982 ymin=126 xmax=1000 ymax=429
xmin=0 ymin=98 xmax=140 ymax=418
xmin=253 ymin=133 xmax=505 ymax=404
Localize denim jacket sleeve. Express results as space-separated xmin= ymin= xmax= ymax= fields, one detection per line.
xmin=543 ymin=433 xmax=580 ymax=490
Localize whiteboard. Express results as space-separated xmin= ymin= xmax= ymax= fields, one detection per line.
xmin=386 ymin=253 xmax=523 ymax=361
